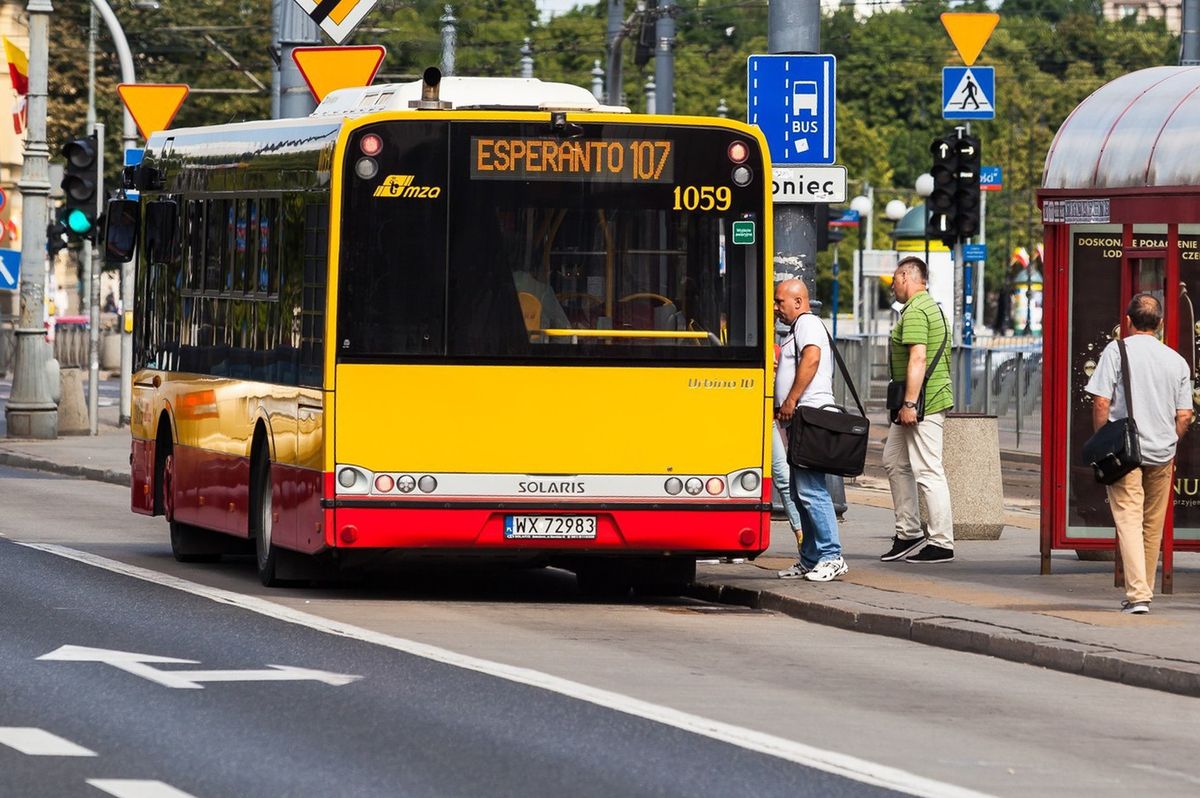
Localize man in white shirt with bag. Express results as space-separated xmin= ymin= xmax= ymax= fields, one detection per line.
xmin=773 ymin=279 xmax=847 ymax=582
xmin=1085 ymin=293 xmax=1193 ymax=613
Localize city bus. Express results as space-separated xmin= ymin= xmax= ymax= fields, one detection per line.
xmin=108 ymin=69 xmax=774 ymax=594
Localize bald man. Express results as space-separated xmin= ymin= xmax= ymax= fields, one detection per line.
xmin=772 ymin=279 xmax=847 ymax=582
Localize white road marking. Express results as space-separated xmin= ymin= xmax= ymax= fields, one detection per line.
xmin=0 ymin=727 xmax=96 ymax=756
xmin=24 ymin=542 xmax=994 ymax=798
xmin=38 ymin=644 xmax=360 ymax=689
xmin=87 ymin=780 xmax=199 ymax=798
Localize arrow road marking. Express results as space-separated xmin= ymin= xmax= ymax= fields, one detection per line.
xmin=87 ymin=780 xmax=199 ymax=798
xmin=25 ymin=543 xmax=994 ymax=798
xmin=0 ymin=727 xmax=96 ymax=756
xmin=38 ymin=645 xmax=361 ymax=690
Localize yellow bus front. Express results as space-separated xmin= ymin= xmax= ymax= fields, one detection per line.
xmin=327 ymin=113 xmax=774 ymax=561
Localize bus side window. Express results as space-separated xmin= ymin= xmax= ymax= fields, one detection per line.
xmin=259 ymin=197 xmax=277 ymax=294
xmin=205 ymin=199 xmax=224 ymax=294
xmin=232 ymin=198 xmax=247 ymax=294
xmin=186 ymin=199 xmax=204 ymax=292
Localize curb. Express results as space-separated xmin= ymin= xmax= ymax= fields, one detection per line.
xmin=0 ymin=450 xmax=129 ymax=488
xmin=689 ymin=581 xmax=1200 ymax=699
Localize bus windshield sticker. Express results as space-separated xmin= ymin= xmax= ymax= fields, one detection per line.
xmin=373 ymin=174 xmax=443 ymax=199
xmin=471 ymin=137 xmax=673 ymax=183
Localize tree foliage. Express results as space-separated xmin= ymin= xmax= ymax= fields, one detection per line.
xmin=44 ymin=0 xmax=1178 ymax=321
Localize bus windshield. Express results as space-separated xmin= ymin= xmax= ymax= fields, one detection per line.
xmin=336 ymin=120 xmax=765 ymax=363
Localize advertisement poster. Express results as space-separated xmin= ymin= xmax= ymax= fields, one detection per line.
xmin=1067 ymin=230 xmax=1200 ymax=539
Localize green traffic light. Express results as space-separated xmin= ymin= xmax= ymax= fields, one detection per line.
xmin=65 ymin=207 xmax=92 ymax=235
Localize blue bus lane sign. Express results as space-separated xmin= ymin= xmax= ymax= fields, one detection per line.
xmin=747 ymin=54 xmax=836 ymax=164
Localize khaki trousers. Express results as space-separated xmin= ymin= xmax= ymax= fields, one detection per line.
xmin=882 ymin=411 xmax=954 ymax=549
xmin=1106 ymin=461 xmax=1174 ymax=603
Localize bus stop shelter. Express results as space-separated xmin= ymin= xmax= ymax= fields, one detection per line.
xmin=1039 ymin=66 xmax=1200 ymax=589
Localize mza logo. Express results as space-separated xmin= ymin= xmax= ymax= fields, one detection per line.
xmin=373 ymin=175 xmax=442 ymax=199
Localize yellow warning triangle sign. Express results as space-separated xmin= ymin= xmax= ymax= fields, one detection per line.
xmin=117 ymin=84 xmax=189 ymax=140
xmin=293 ymin=45 xmax=387 ymax=103
xmin=940 ymin=13 xmax=1000 ymax=67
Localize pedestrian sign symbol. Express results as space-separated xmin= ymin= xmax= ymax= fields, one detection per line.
xmin=747 ymin=54 xmax=836 ymax=165
xmin=0 ymin=248 xmax=21 ymax=292
xmin=942 ymin=66 xmax=995 ymax=120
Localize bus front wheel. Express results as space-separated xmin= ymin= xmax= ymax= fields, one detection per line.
xmin=160 ymin=439 xmax=221 ymax=564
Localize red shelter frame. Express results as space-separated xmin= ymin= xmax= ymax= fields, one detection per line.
xmin=1039 ymin=188 xmax=1200 ymax=589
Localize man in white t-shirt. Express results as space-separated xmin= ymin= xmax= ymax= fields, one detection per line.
xmin=1085 ymin=293 xmax=1194 ymax=614
xmin=772 ymin=279 xmax=846 ymax=582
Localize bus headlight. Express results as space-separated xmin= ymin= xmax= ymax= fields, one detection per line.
xmin=418 ymin=475 xmax=438 ymax=493
xmin=664 ymin=477 xmax=683 ymax=495
xmin=355 ymin=157 xmax=379 ymax=180
xmin=731 ymin=166 xmax=753 ymax=187
xmin=336 ymin=466 xmax=371 ymax=493
xmin=740 ymin=471 xmax=760 ymax=491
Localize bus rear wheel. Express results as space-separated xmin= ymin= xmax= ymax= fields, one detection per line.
xmin=251 ymin=451 xmax=281 ymax=587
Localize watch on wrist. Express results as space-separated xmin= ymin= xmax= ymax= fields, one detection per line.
xmin=902 ymin=400 xmax=918 ymax=409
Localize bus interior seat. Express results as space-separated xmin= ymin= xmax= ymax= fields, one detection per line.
xmin=518 ymin=291 xmax=542 ymax=332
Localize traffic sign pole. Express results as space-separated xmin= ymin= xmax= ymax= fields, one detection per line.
xmin=88 ymin=121 xmax=103 ymax=437
xmin=761 ymin=0 xmax=826 ymax=293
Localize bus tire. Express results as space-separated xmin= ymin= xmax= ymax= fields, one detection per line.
xmin=631 ymin=558 xmax=696 ymax=597
xmin=158 ymin=433 xmax=221 ymax=564
xmin=251 ymin=449 xmax=281 ymax=587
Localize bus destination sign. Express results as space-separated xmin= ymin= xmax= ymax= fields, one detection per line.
xmin=471 ymin=137 xmax=674 ymax=183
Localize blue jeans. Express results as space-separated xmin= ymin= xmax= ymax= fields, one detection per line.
xmin=772 ymin=422 xmax=803 ymax=533
xmin=790 ymin=465 xmax=842 ymax=565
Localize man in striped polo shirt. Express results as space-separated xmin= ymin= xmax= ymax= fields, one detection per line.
xmin=881 ymin=256 xmax=956 ymax=563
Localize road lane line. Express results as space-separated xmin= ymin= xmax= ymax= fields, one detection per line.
xmin=25 ymin=542 xmax=994 ymax=798
xmin=0 ymin=727 xmax=96 ymax=756
xmin=87 ymin=780 xmax=199 ymax=798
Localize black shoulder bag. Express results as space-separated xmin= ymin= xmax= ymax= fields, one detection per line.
xmin=786 ymin=317 xmax=871 ymax=477
xmin=886 ymin=304 xmax=949 ymax=424
xmin=1082 ymin=337 xmax=1142 ymax=485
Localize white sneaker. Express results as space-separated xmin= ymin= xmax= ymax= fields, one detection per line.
xmin=804 ymin=557 xmax=849 ymax=582
xmin=777 ymin=561 xmax=811 ymax=579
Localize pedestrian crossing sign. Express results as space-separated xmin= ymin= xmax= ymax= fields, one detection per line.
xmin=942 ymin=66 xmax=994 ymax=120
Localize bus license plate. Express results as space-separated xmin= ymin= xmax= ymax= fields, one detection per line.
xmin=504 ymin=515 xmax=597 ymax=539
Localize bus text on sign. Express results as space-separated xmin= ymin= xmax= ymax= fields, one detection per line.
xmin=471 ymin=138 xmax=674 ymax=183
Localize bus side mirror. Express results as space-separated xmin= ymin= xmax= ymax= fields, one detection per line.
xmin=104 ymin=198 xmax=139 ymax=264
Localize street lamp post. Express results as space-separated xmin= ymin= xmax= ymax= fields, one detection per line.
xmin=7 ymin=0 xmax=55 ymax=437
xmin=915 ymin=172 xmax=934 ymax=271
xmin=850 ymin=194 xmax=872 ymax=336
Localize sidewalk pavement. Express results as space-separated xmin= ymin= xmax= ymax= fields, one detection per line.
xmin=1 ymin=406 xmax=1197 ymax=699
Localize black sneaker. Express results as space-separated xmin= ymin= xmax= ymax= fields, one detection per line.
xmin=880 ymin=536 xmax=927 ymax=562
xmin=906 ymin=544 xmax=955 ymax=563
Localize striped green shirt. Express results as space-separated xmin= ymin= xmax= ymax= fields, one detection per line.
xmin=889 ymin=290 xmax=953 ymax=415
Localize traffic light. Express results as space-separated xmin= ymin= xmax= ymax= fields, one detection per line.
xmin=61 ymin=133 xmax=98 ymax=241
xmin=634 ymin=0 xmax=658 ymax=67
xmin=926 ymin=134 xmax=958 ymax=247
xmin=47 ymin=216 xmax=67 ymax=257
xmin=954 ymin=133 xmax=982 ymax=239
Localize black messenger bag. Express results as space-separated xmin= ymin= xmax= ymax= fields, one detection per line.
xmin=1081 ymin=337 xmax=1142 ymax=485
xmin=786 ymin=320 xmax=870 ymax=477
